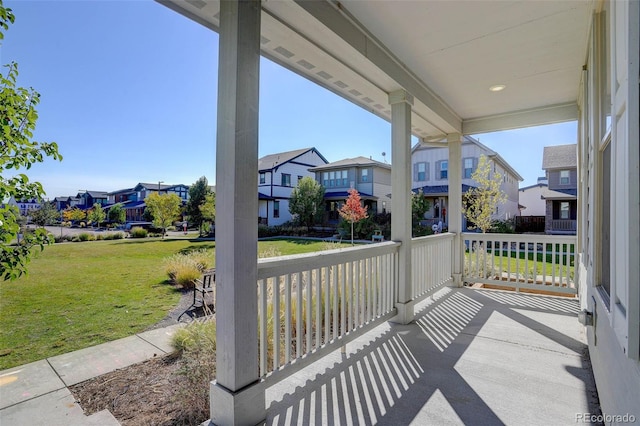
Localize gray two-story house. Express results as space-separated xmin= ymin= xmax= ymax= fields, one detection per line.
xmin=309 ymin=156 xmax=392 ymax=224
xmin=541 ymin=144 xmax=577 ymax=235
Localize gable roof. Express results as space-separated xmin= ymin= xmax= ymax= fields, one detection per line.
xmin=542 ymin=144 xmax=577 ymax=170
xmin=258 ymin=147 xmax=327 ymax=172
xmin=309 ymin=156 xmax=391 ymax=171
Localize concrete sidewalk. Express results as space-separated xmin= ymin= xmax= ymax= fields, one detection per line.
xmin=0 ymin=323 xmax=184 ymax=426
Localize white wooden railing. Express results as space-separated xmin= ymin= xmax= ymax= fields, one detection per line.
xmin=411 ymin=233 xmax=454 ymax=301
xmin=257 ymin=241 xmax=399 ymax=381
xmin=462 ymin=233 xmax=577 ymax=295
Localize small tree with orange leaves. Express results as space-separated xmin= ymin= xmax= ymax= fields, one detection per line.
xmin=339 ymin=188 xmax=368 ymax=245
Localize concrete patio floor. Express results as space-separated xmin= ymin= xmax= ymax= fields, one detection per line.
xmin=264 ymin=287 xmax=601 ymax=425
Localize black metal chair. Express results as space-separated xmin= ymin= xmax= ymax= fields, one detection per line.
xmin=178 ymin=268 xmax=215 ymax=321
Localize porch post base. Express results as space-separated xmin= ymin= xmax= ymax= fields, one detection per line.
xmin=210 ymin=379 xmax=265 ymax=426
xmin=391 ymin=300 xmax=415 ymax=325
xmin=452 ymin=273 xmax=463 ymax=287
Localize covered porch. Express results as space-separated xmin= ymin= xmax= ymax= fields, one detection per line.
xmin=157 ymin=0 xmax=637 ymax=424
xmin=265 ymin=285 xmax=596 ymax=425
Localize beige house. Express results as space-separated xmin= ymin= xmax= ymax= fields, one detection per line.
xmin=159 ymin=1 xmax=638 ymax=424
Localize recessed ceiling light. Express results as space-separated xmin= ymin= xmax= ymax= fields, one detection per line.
xmin=489 ymin=84 xmax=506 ymax=92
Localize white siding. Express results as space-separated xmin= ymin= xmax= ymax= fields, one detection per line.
xmin=519 ymin=185 xmax=547 ymax=216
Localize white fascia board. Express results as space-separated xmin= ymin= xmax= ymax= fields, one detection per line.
xmin=463 ymin=102 xmax=578 ymax=135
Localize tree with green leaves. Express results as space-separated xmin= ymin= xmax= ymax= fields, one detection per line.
xmin=186 ymin=176 xmax=211 ymax=235
xmin=1 ymin=3 xmax=62 ymax=280
xmin=64 ymin=207 xmax=86 ymax=224
xmin=199 ymin=192 xmax=216 ymax=235
xmin=463 ymin=154 xmax=507 ymax=233
xmin=289 ymin=176 xmax=325 ymax=228
xmin=108 ymin=203 xmax=126 ymax=226
xmin=30 ymin=201 xmax=59 ymax=227
xmin=87 ymin=203 xmax=106 ymax=228
xmin=145 ymin=192 xmax=182 ymax=238
xmin=339 ymin=188 xmax=368 ymax=245
xmin=411 ymin=189 xmax=431 ymax=225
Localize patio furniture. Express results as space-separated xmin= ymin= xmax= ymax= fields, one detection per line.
xmin=372 ymin=230 xmax=384 ymax=242
xmin=178 ymin=268 xmax=216 ymax=321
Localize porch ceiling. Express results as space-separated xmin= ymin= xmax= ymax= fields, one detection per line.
xmin=158 ymin=0 xmax=594 ymax=138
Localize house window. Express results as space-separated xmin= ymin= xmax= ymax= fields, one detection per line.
xmin=281 ymin=174 xmax=291 ymax=187
xmin=560 ymin=202 xmax=570 ymax=219
xmin=340 ymin=170 xmax=348 ymax=186
xmin=322 ymin=172 xmax=329 ymax=187
xmin=439 ymin=161 xmax=448 ymax=179
xmin=560 ymin=170 xmax=570 ymax=185
xmin=361 ymin=169 xmax=369 ymax=182
xmin=599 ymin=141 xmax=611 ymax=299
xmin=259 ymin=172 xmax=266 ymax=184
xmin=416 ymin=162 xmax=427 ymax=181
xmin=273 ymin=200 xmax=280 ymax=218
xmin=463 ymin=158 xmax=474 ymax=179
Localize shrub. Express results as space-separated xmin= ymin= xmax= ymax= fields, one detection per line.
xmin=171 ymin=319 xmax=217 ymax=424
xmin=95 ymin=234 xmax=104 ymax=241
xmin=175 ymin=268 xmax=201 ymax=289
xmin=129 ymin=227 xmax=148 ymax=238
xmin=110 ymin=232 xmax=124 ymax=240
xmin=163 ymin=249 xmax=214 ymax=288
xmin=77 ymin=232 xmax=92 ymax=242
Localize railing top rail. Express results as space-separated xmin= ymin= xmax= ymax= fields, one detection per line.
xmin=461 ymin=232 xmax=577 ymax=244
xmin=257 ymin=240 xmax=400 ymax=279
xmin=412 ymin=232 xmax=455 ymax=244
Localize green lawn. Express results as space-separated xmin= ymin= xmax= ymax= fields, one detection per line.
xmin=0 ymin=237 xmax=340 ymax=370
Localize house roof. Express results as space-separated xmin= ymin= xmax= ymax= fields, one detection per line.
xmin=309 ymin=156 xmax=391 ymax=172
xmin=107 ymin=188 xmax=135 ymax=195
xmin=540 ymin=187 xmax=577 ymax=200
xmin=542 ymin=144 xmax=577 ymax=170
xmin=79 ymin=190 xmax=108 ymax=198
xmin=324 ymin=191 xmax=375 ymax=199
xmin=519 ymin=183 xmax=548 ymax=192
xmin=258 ymin=147 xmax=327 ymax=172
xmin=412 ymin=184 xmax=476 ymax=196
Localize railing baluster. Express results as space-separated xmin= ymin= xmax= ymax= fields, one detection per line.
xmin=324 ymin=266 xmax=330 ymax=345
xmin=306 ymin=270 xmax=312 ymax=354
xmin=332 ymin=264 xmax=338 ymax=341
xmin=284 ymin=274 xmax=291 ymax=365
xmin=340 ymin=263 xmax=346 ymax=337
xmin=273 ymin=275 xmax=280 ymax=371
xmin=296 ymin=272 xmax=302 ymax=359
xmin=315 ymin=268 xmax=321 ymax=349
xmin=259 ymin=278 xmax=267 ymax=376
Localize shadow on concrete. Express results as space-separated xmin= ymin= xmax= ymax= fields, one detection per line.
xmin=265 ymin=287 xmax=600 ymax=425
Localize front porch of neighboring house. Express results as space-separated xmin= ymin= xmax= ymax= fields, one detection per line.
xmin=322 ymin=192 xmax=378 ymax=225
xmin=157 ymin=1 xmax=637 ymax=424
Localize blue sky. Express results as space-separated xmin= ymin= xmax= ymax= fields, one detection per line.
xmin=3 ymin=0 xmax=577 ymax=199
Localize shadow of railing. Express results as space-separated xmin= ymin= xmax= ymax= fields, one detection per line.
xmin=265 ymin=287 xmax=599 ymax=425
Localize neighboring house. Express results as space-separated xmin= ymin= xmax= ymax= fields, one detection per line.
xmin=258 ymin=147 xmax=328 ymax=226
xmin=105 ymin=183 xmax=193 ymax=222
xmin=77 ymin=190 xmax=108 ymax=209
xmin=516 ymin=177 xmax=549 ymax=233
xmin=6 ymin=197 xmax=41 ymax=218
xmin=541 ymin=144 xmax=577 ymax=235
xmin=309 ymin=156 xmax=392 ymax=224
xmin=52 ymin=196 xmax=81 ymax=211
xmin=411 ymin=136 xmax=522 ymax=230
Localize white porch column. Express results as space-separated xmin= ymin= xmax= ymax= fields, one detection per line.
xmin=210 ymin=1 xmax=264 ymax=425
xmin=447 ymin=133 xmax=463 ymax=286
xmin=389 ymin=90 xmax=414 ymax=324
